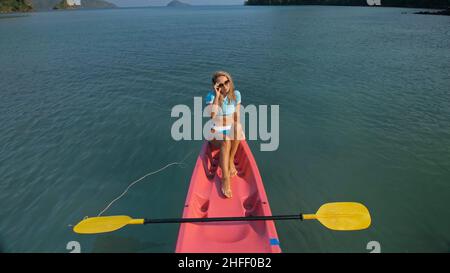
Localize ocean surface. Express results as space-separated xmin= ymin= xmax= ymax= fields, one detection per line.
xmin=0 ymin=5 xmax=449 ymax=253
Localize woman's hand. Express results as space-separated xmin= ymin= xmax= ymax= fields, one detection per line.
xmin=214 ymin=85 xmax=221 ymax=98
xmin=211 ymin=85 xmax=221 ymax=119
xmin=213 ymin=84 xmax=223 ymax=106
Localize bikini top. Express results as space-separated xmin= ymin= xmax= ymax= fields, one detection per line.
xmin=205 ymin=90 xmax=241 ymax=116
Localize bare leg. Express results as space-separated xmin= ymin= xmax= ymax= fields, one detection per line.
xmin=220 ymin=139 xmax=232 ymax=198
xmin=229 ymin=123 xmax=243 ymax=177
xmin=229 ymin=139 xmax=239 ymax=177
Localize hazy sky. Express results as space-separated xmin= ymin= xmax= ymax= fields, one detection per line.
xmin=108 ymin=0 xmax=245 ymax=7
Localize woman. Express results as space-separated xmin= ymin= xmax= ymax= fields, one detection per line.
xmin=206 ymin=71 xmax=244 ymax=199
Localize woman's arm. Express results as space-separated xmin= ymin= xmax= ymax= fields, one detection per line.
xmin=233 ymin=91 xmax=241 ymax=124
xmin=211 ymin=95 xmax=220 ymax=119
xmin=210 ymin=86 xmax=221 ymax=119
xmin=232 ymin=103 xmax=241 ymax=139
xmin=234 ymin=103 xmax=241 ymax=123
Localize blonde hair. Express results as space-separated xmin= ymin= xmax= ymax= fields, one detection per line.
xmin=211 ymin=71 xmax=236 ymax=105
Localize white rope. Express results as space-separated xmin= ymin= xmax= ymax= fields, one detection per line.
xmin=97 ymin=150 xmax=195 ymax=216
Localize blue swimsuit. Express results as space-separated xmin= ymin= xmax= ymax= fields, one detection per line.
xmin=205 ymin=90 xmax=241 ymax=135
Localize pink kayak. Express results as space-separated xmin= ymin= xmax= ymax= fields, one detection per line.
xmin=175 ymin=140 xmax=281 ymax=253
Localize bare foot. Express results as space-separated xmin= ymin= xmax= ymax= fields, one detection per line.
xmin=221 ymin=177 xmax=232 ymax=198
xmin=229 ymin=160 xmax=237 ymax=177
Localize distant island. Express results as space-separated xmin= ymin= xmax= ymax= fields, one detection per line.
xmin=167 ymin=0 xmax=191 ymax=7
xmin=0 ymin=0 xmax=32 ymax=13
xmin=244 ymin=0 xmax=449 ymax=9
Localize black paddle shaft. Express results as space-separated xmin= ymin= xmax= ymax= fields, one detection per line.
xmin=144 ymin=215 xmax=303 ymax=224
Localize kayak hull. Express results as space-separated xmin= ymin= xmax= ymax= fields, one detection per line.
xmin=175 ymin=141 xmax=281 ymax=253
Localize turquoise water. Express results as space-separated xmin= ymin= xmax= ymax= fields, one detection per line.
xmin=0 ymin=6 xmax=449 ymax=253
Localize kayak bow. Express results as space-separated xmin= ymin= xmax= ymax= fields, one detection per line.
xmin=175 ymin=141 xmax=281 ymax=253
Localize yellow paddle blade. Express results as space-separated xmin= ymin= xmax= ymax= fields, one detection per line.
xmin=73 ymin=216 xmax=143 ymax=234
xmin=315 ymin=202 xmax=371 ymax=231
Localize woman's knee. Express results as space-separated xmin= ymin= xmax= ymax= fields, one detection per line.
xmin=232 ymin=123 xmax=245 ymax=140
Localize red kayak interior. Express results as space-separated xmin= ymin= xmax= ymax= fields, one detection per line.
xmin=176 ymin=141 xmax=281 ymax=253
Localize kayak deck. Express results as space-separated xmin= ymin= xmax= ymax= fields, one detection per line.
xmin=176 ymin=141 xmax=281 ymax=253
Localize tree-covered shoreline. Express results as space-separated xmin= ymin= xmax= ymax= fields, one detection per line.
xmin=244 ymin=0 xmax=450 ymax=9
xmin=0 ymin=0 xmax=32 ymax=13
xmin=0 ymin=0 xmax=116 ymax=13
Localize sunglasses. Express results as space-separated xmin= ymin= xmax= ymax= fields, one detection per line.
xmin=215 ymin=80 xmax=230 ymax=89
